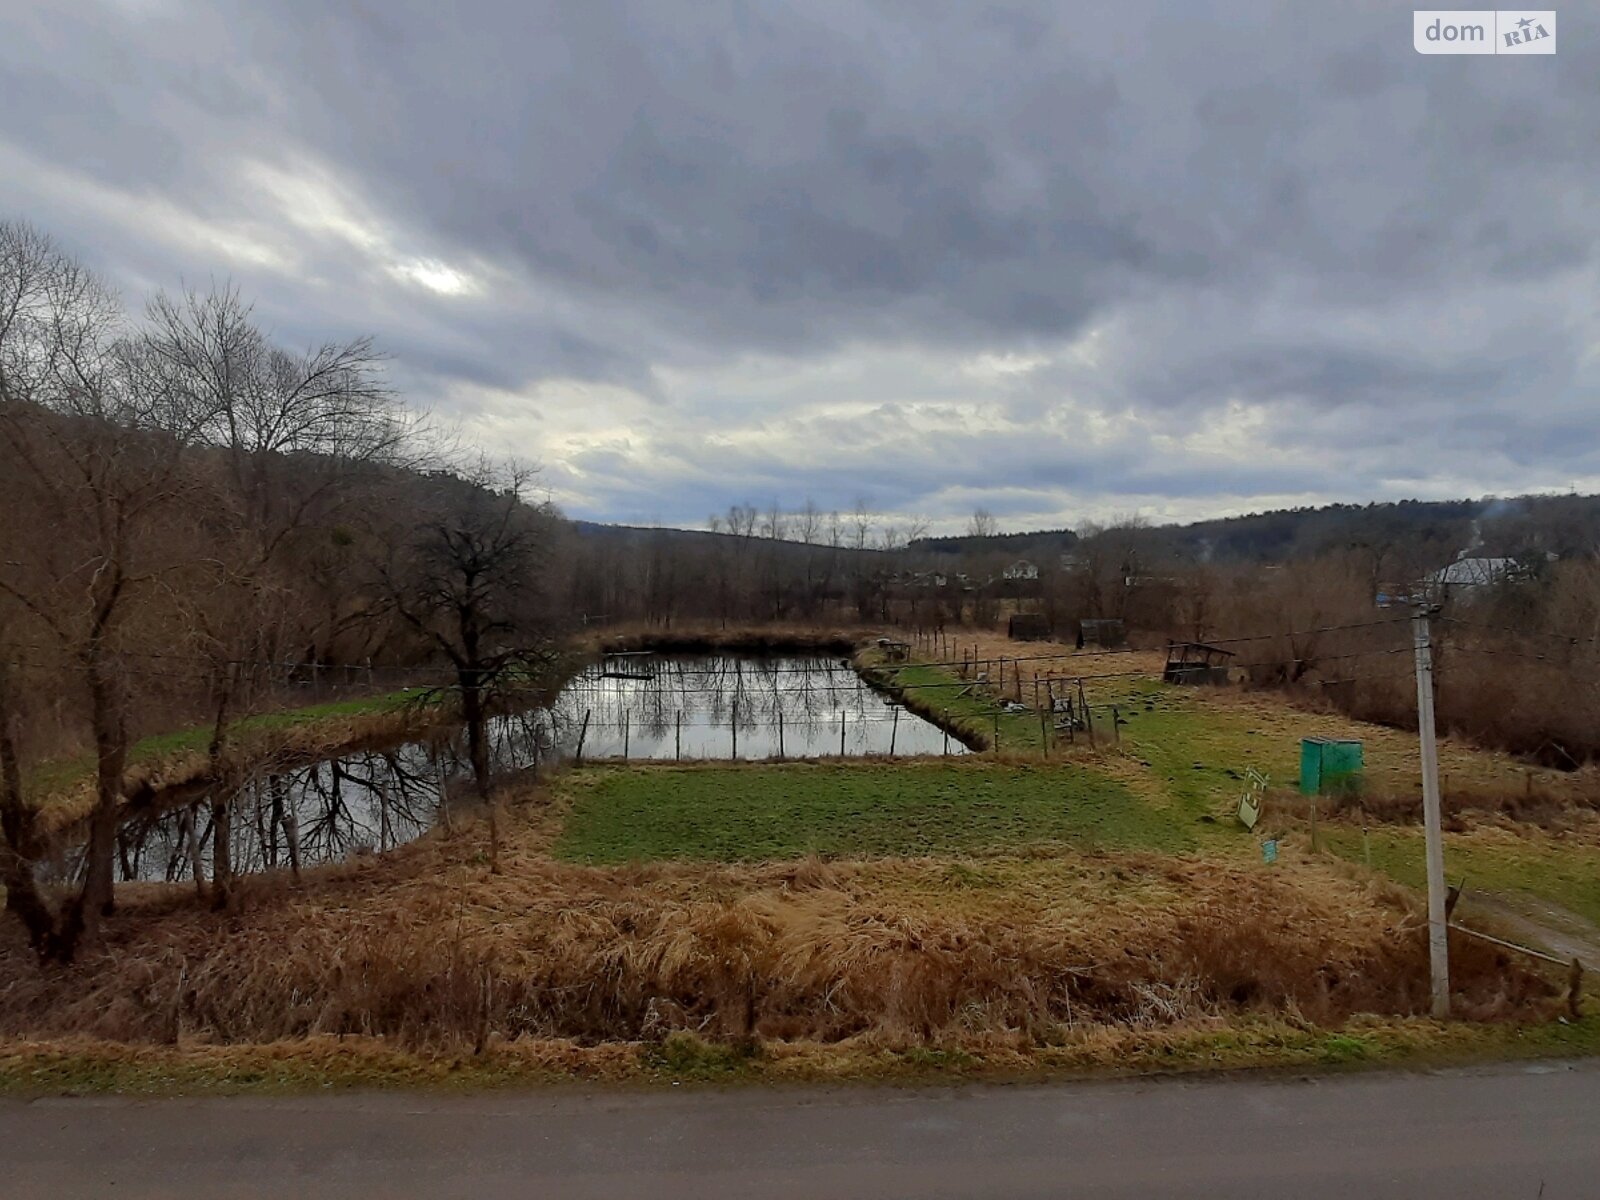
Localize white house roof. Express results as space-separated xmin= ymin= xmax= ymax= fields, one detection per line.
xmin=1424 ymin=557 xmax=1513 ymax=587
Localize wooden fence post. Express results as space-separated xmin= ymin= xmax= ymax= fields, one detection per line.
xmin=576 ymin=709 xmax=591 ymax=764
xmin=890 ymin=706 xmax=900 ymax=758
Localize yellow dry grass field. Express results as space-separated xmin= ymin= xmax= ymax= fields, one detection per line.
xmin=0 ymin=783 xmax=1557 ymax=1057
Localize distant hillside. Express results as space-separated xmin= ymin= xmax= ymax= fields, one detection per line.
xmin=571 ymin=520 xmax=880 ymax=563
xmin=905 ymin=494 xmax=1600 ymax=567
xmin=1127 ymin=495 xmax=1600 ymax=565
xmin=909 ymin=528 xmax=1079 ymax=559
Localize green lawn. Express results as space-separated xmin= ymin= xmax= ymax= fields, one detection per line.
xmin=553 ymin=761 xmax=1193 ymax=864
xmin=1319 ymin=824 xmax=1600 ymax=929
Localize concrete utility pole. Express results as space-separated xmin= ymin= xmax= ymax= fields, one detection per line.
xmin=1412 ymin=606 xmax=1451 ymax=1018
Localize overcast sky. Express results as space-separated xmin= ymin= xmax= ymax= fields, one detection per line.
xmin=1 ymin=2 xmax=1593 ymax=532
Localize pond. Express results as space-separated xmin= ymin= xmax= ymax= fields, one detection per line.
xmin=110 ymin=652 xmax=963 ymax=883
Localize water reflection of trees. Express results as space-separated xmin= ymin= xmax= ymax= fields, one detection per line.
xmin=547 ymin=654 xmax=955 ymax=760
xmin=82 ymin=654 xmax=955 ymax=887
xmin=555 ymin=655 xmax=873 ymax=733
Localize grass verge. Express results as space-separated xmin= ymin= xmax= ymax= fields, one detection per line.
xmin=1 ymin=1012 xmax=1596 ymax=1097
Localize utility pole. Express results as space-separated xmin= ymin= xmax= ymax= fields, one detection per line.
xmin=1412 ymin=605 xmax=1451 ymax=1018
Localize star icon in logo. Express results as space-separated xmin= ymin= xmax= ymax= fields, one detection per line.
xmin=1517 ymin=16 xmax=1534 ymax=29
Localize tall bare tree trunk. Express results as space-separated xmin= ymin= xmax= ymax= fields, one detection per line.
xmin=82 ymin=658 xmax=125 ymax=920
xmin=181 ymin=805 xmax=207 ymax=902
xmin=0 ymin=687 xmax=66 ymax=957
xmin=460 ymin=679 xmax=500 ymax=872
xmin=210 ymin=790 xmax=233 ymax=910
xmin=272 ymin=774 xmax=301 ymax=884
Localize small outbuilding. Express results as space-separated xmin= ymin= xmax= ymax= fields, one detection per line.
xmin=1162 ymin=640 xmax=1235 ymax=685
xmin=875 ymin=637 xmax=911 ymax=663
xmin=1078 ymin=618 xmax=1127 ymax=649
xmin=1008 ymin=613 xmax=1051 ymax=641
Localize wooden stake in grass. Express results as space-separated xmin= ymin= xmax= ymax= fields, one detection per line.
xmin=731 ymin=699 xmax=739 ymax=760
xmin=778 ymin=709 xmax=785 ymax=760
xmin=623 ymin=711 xmax=630 ymax=759
xmin=889 ymin=705 xmax=900 ymax=758
xmin=576 ymin=709 xmax=591 ymax=764
xmin=675 ymin=710 xmax=682 ymax=761
xmin=840 ymin=710 xmax=847 ymax=757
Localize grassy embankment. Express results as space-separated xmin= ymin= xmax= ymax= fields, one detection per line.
xmin=24 ymin=687 xmax=448 ymax=831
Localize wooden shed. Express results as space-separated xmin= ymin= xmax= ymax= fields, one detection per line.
xmin=1163 ymin=640 xmax=1235 ymax=685
xmin=1007 ymin=613 xmax=1051 ymax=642
xmin=1078 ymin=618 xmax=1126 ymax=648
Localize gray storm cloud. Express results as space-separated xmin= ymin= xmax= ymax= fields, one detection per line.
xmin=1 ymin=0 xmax=1595 ymax=530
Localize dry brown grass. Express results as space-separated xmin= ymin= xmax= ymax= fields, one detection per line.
xmin=0 ymin=786 xmax=1555 ymax=1051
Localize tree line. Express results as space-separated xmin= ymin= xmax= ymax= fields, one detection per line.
xmin=0 ymin=220 xmax=564 ymax=958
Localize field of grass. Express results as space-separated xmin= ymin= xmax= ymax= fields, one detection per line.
xmin=861 ymin=646 xmax=1600 ymax=953
xmin=1319 ymin=823 xmax=1600 ymax=929
xmin=553 ymin=760 xmax=1194 ymax=863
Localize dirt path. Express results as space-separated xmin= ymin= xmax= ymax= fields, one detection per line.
xmin=1465 ymin=889 xmax=1600 ymax=967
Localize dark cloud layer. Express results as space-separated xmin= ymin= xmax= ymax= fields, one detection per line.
xmin=2 ymin=1 xmax=1596 ymax=530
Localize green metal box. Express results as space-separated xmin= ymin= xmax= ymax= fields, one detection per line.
xmin=1300 ymin=737 xmax=1364 ymax=796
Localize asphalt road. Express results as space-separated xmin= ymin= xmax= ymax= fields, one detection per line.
xmin=2 ymin=1059 xmax=1595 ymax=1198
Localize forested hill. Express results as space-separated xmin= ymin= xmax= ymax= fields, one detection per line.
xmin=903 ymin=495 xmax=1600 ymax=566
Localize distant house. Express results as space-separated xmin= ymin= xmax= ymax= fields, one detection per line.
xmin=1001 ymin=559 xmax=1039 ymax=581
xmin=1423 ymin=556 xmax=1513 ymax=593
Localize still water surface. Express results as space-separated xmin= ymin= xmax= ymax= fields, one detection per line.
xmin=115 ymin=653 xmax=961 ymax=881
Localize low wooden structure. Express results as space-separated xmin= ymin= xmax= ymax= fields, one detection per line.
xmin=1163 ymin=640 xmax=1235 ymax=685
xmin=1007 ymin=613 xmax=1050 ymax=642
xmin=875 ymin=637 xmax=911 ymax=663
xmin=1077 ymin=618 xmax=1126 ymax=648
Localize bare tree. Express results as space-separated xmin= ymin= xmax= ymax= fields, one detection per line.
xmin=376 ymin=459 xmax=561 ymax=870
xmin=0 ymin=221 xmax=207 ymax=955
xmin=138 ymin=283 xmax=401 ymax=905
